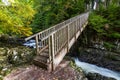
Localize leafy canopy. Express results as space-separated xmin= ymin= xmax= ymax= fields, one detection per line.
xmin=0 ymin=0 xmax=35 ymax=37
xmin=32 ymin=0 xmax=86 ymax=33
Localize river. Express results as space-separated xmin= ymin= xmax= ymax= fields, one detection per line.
xmin=75 ymin=58 xmax=120 ymax=80
xmin=23 ymin=40 xmax=120 ymax=80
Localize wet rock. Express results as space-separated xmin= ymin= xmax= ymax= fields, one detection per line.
xmin=86 ymin=72 xmax=116 ymax=80
xmin=78 ymin=48 xmax=120 ymax=72
xmin=70 ymin=61 xmax=88 ymax=80
xmin=75 ymin=69 xmax=88 ymax=80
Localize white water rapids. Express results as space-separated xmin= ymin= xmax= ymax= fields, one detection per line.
xmin=75 ymin=58 xmax=120 ymax=80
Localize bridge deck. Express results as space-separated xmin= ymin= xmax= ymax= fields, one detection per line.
xmin=25 ymin=12 xmax=89 ymax=71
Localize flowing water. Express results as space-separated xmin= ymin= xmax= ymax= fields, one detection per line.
xmin=75 ymin=58 xmax=120 ymax=80
xmin=23 ymin=40 xmax=42 ymax=48
xmin=23 ymin=40 xmax=120 ymax=80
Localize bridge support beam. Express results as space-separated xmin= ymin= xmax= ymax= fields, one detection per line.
xmin=54 ymin=47 xmax=68 ymax=69
xmin=49 ymin=34 xmax=55 ymax=71
xmin=35 ymin=35 xmax=39 ymax=54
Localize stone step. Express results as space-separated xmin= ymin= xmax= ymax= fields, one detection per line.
xmin=39 ymin=52 xmax=49 ymax=57
xmin=43 ymin=48 xmax=49 ymax=53
xmin=34 ymin=56 xmax=48 ymax=63
xmin=33 ymin=54 xmax=50 ymax=70
xmin=38 ymin=48 xmax=49 ymax=57
xmin=33 ymin=48 xmax=51 ymax=70
xmin=33 ymin=58 xmax=48 ymax=70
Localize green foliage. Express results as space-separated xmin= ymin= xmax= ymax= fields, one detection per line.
xmin=32 ymin=0 xmax=86 ymax=33
xmin=89 ymin=13 xmax=108 ymax=37
xmin=109 ymin=32 xmax=120 ymax=39
xmin=0 ymin=0 xmax=87 ymax=35
xmin=104 ymin=42 xmax=115 ymax=51
xmin=0 ymin=0 xmax=35 ymax=37
xmin=89 ymin=3 xmax=120 ymax=39
xmin=70 ymin=61 xmax=83 ymax=72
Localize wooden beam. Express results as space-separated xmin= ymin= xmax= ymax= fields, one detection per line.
xmin=35 ymin=35 xmax=39 ymax=54
xmin=50 ymin=34 xmax=55 ymax=71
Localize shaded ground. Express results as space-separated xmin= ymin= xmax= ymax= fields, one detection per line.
xmin=4 ymin=63 xmax=87 ymax=80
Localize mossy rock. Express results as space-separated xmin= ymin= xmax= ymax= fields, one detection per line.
xmin=6 ymin=48 xmax=35 ymax=65
xmin=0 ymin=48 xmax=8 ymax=56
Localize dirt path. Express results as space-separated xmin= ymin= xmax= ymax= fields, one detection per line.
xmin=4 ymin=61 xmax=87 ymax=80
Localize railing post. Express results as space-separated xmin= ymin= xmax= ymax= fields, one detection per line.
xmin=49 ymin=34 xmax=55 ymax=71
xmin=35 ymin=35 xmax=39 ymax=54
xmin=67 ymin=25 xmax=69 ymax=52
xmin=48 ymin=37 xmax=51 ymax=62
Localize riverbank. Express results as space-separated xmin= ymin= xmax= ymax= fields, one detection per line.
xmin=0 ymin=42 xmax=35 ymax=80
xmin=1 ymin=41 xmax=120 ymax=80
xmin=77 ymin=47 xmax=120 ymax=72
xmin=0 ymin=42 xmax=88 ymax=80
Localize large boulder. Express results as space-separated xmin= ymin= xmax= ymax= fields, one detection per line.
xmin=78 ymin=48 xmax=120 ymax=72
xmin=86 ymin=72 xmax=116 ymax=80
xmin=0 ymin=46 xmax=35 ymax=80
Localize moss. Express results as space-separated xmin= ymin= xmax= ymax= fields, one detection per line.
xmin=70 ymin=61 xmax=83 ymax=73
xmin=103 ymin=42 xmax=115 ymax=51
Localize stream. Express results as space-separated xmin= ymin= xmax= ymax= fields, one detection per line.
xmin=75 ymin=58 xmax=120 ymax=80
xmin=23 ymin=40 xmax=120 ymax=80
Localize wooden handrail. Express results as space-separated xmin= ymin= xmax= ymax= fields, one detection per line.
xmin=25 ymin=12 xmax=89 ymax=52
xmin=25 ymin=12 xmax=89 ymax=71
xmin=25 ymin=12 xmax=89 ymax=41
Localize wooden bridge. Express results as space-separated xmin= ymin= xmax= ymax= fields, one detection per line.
xmin=25 ymin=12 xmax=89 ymax=71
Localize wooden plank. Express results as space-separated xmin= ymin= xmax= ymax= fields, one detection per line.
xmin=39 ymin=45 xmax=48 ymax=54
xmin=69 ymin=37 xmax=76 ymax=49
xmin=76 ymin=30 xmax=80 ymax=39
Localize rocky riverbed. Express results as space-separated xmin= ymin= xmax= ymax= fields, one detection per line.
xmin=78 ymin=48 xmax=120 ymax=72
xmin=74 ymin=47 xmax=120 ymax=80
xmin=75 ymin=58 xmax=120 ymax=80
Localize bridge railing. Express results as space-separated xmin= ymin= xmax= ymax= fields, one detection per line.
xmin=49 ymin=12 xmax=89 ymax=68
xmin=25 ymin=12 xmax=89 ymax=66
xmin=25 ymin=12 xmax=89 ymax=54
